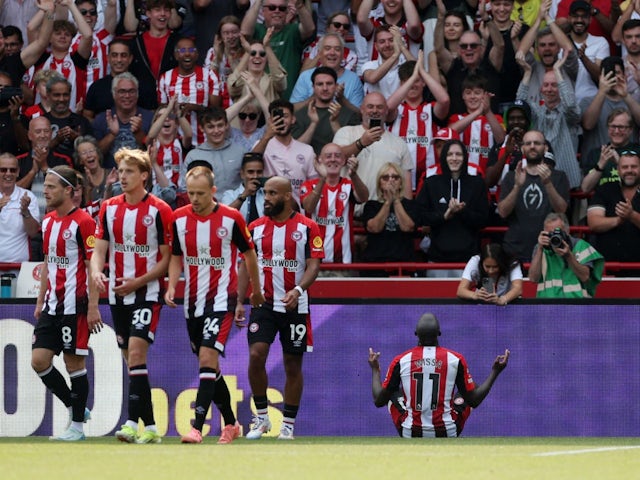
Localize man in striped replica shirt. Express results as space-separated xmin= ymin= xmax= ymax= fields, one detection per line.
xmin=300 ymin=143 xmax=368 ymax=266
xmin=91 ymin=148 xmax=173 ymax=444
xmin=369 ymin=313 xmax=510 ymax=438
xmin=32 ymin=165 xmax=101 ymax=441
xmin=239 ymin=176 xmax=324 ymax=441
xmin=165 ymin=166 xmax=264 ymax=444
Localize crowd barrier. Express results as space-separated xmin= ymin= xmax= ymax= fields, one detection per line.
xmin=1 ymin=302 xmax=638 ymax=437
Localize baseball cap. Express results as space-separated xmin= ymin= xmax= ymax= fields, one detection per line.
xmin=569 ymin=0 xmax=591 ymax=15
xmin=503 ymin=99 xmax=532 ymax=126
xmin=433 ymin=127 xmax=459 ymax=141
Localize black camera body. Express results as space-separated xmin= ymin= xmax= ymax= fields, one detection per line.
xmin=0 ymin=86 xmax=23 ymax=107
xmin=546 ymin=227 xmax=571 ymax=250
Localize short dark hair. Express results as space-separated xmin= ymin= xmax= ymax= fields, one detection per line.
xmin=311 ymin=66 xmax=337 ymax=85
xmin=146 ymin=0 xmax=175 ymax=10
xmin=622 ymin=19 xmax=640 ymax=33
xmin=398 ymin=61 xmax=416 ymax=82
xmin=49 ymin=165 xmax=78 ymax=189
xmin=462 ymin=73 xmax=488 ymax=92
xmin=108 ymin=38 xmax=131 ymax=53
xmin=242 ymin=152 xmax=264 ymax=167
xmin=268 ymin=99 xmax=294 ymax=116
xmin=199 ymin=106 xmax=227 ymax=125
xmin=1 ymin=25 xmax=23 ymax=43
xmin=601 ymin=56 xmax=624 ymax=75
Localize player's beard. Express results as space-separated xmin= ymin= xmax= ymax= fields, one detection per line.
xmin=264 ymin=198 xmax=285 ymax=218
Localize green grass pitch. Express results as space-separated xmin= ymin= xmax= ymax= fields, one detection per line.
xmin=2 ymin=437 xmax=639 ymax=479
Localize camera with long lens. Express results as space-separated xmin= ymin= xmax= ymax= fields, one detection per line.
xmin=545 ymin=227 xmax=570 ymax=250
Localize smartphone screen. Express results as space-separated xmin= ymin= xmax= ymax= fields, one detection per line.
xmin=369 ymin=118 xmax=381 ymax=128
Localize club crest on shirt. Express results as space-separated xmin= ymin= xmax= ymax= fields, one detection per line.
xmin=291 ymin=230 xmax=303 ymax=242
xmin=217 ymin=226 xmax=229 ymax=238
xmin=249 ymin=322 xmax=259 ymax=333
xmin=338 ymin=191 xmax=348 ymax=201
xmin=62 ymin=229 xmax=73 ymax=240
xmin=296 ymin=154 xmax=305 ymax=164
xmin=142 ymin=214 xmax=154 ymax=227
xmin=420 ymin=112 xmax=429 ymax=121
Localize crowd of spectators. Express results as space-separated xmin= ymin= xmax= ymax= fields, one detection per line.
xmin=1 ymin=0 xmax=640 ymax=298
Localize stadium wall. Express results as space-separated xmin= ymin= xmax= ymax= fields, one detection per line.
xmin=1 ymin=302 xmax=639 ymax=437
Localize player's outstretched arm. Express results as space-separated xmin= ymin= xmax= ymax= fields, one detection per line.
xmin=460 ymin=349 xmax=510 ymax=408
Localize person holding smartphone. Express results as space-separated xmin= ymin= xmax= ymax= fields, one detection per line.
xmin=334 ymin=92 xmax=413 ymax=210
xmin=457 ymin=243 xmax=523 ymax=305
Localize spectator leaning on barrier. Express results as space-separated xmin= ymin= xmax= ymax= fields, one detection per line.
xmin=529 ymin=212 xmax=604 ymax=298
xmin=457 ymin=243 xmax=523 ymax=306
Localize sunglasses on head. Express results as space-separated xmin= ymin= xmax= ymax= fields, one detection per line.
xmin=79 ymin=8 xmax=97 ymax=15
xmin=239 ymin=112 xmax=259 ymax=120
xmin=331 ymin=21 xmax=350 ymax=30
xmin=0 ymin=167 xmax=18 ymax=173
xmin=250 ymin=50 xmax=266 ymax=57
xmin=264 ymin=4 xmax=287 ymax=11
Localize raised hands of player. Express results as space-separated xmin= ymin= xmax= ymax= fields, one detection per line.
xmin=492 ymin=349 xmax=510 ymax=373
xmin=368 ymin=347 xmax=381 ymax=370
xmin=87 ymin=306 xmax=103 ymax=334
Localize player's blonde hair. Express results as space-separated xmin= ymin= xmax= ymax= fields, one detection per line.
xmin=114 ymin=148 xmax=151 ymax=175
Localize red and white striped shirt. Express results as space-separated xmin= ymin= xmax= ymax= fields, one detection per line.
xmin=390 ymin=102 xmax=439 ymax=189
xmin=154 ymin=137 xmax=184 ymax=187
xmin=29 ymin=51 xmax=88 ymax=111
xmin=157 ymin=66 xmax=221 ymax=146
xmin=95 ymin=193 xmax=173 ymax=305
xmin=383 ymin=346 xmax=476 ymax=437
xmin=300 ymin=178 xmax=354 ymax=263
xmin=42 ymin=208 xmax=96 ymax=315
xmin=71 ymin=29 xmax=112 ymax=93
xmin=172 ymin=203 xmax=254 ymax=318
xmin=249 ymin=212 xmax=324 ymax=314
xmin=449 ymin=113 xmax=504 ymax=177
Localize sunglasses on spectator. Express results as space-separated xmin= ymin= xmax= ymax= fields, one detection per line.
xmin=250 ymin=50 xmax=266 ymax=57
xmin=331 ymin=21 xmax=350 ymax=30
xmin=459 ymin=43 xmax=481 ymax=50
xmin=380 ymin=174 xmax=401 ymax=181
xmin=176 ymin=47 xmax=197 ymax=54
xmin=79 ymin=8 xmax=97 ymax=15
xmin=620 ymin=149 xmax=639 ymax=155
xmin=0 ymin=167 xmax=18 ymax=173
xmin=264 ymin=5 xmax=287 ymax=11
xmin=239 ymin=112 xmax=259 ymax=120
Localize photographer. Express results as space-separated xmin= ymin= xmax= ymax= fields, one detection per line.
xmin=528 ymin=212 xmax=604 ymax=298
